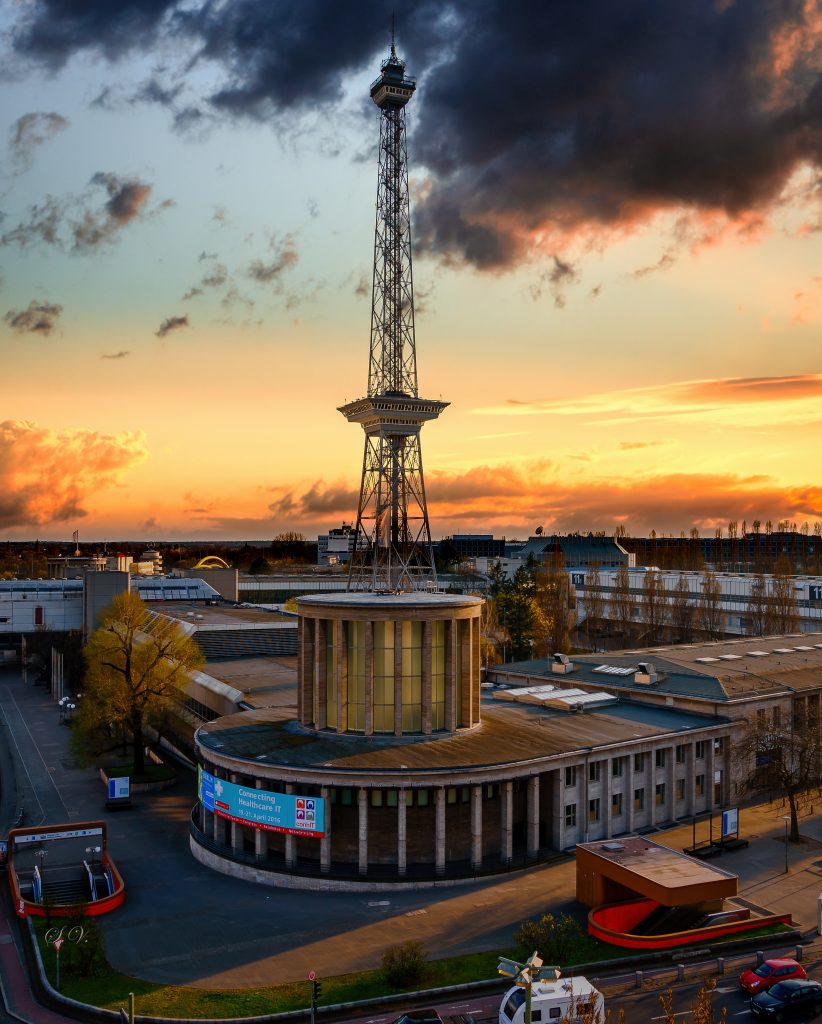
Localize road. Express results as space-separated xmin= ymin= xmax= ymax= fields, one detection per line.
xmin=341 ymin=941 xmax=822 ymax=1024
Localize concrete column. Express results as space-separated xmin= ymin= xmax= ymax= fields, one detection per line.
xmin=687 ymin=742 xmax=696 ymax=816
xmin=501 ymin=780 xmax=513 ymax=864
xmin=364 ymin=621 xmax=374 ymax=736
xmin=435 ymin=787 xmax=446 ymax=875
xmin=255 ymin=779 xmax=268 ymax=860
xmin=421 ymin=621 xmax=433 ymax=735
xmin=460 ymin=619 xmax=473 ymax=727
xmin=645 ymin=750 xmax=654 ymax=827
xmin=444 ymin=620 xmax=457 ymax=731
xmin=471 ymin=784 xmax=483 ymax=869
xmin=315 ymin=619 xmax=327 ymax=729
xmin=626 ymin=756 xmax=635 ymax=834
xmin=706 ymin=737 xmax=716 ymax=810
xmin=337 ymin=620 xmax=348 ymax=732
xmin=285 ymin=783 xmax=296 ymax=868
xmin=527 ymin=775 xmax=540 ymax=857
xmin=230 ymin=774 xmax=242 ymax=852
xmin=320 ymin=786 xmax=331 ymax=874
xmin=604 ymin=760 xmax=613 ymax=839
xmin=398 ymin=790 xmax=407 ymax=877
xmin=394 ymin=621 xmax=403 ymax=736
xmin=554 ymin=769 xmax=566 ymax=850
xmin=666 ymin=745 xmax=675 ymax=820
xmin=358 ymin=788 xmax=368 ymax=875
xmin=471 ymin=616 xmax=481 ymax=726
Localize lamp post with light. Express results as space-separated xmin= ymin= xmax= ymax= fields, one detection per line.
xmin=497 ymin=951 xmax=561 ymax=1024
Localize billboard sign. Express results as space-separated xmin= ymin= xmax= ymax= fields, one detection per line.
xmin=198 ymin=767 xmax=324 ymax=837
xmin=13 ymin=826 xmax=103 ymax=847
xmin=108 ymin=777 xmax=130 ymax=800
xmin=721 ymin=807 xmax=739 ymax=837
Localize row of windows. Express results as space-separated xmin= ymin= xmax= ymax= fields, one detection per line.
xmin=330 ymin=783 xmax=501 ymax=808
xmin=563 ymin=741 xmax=723 ymax=787
xmin=564 ymin=776 xmax=711 ymax=826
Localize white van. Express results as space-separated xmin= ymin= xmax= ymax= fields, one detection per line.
xmin=499 ymin=977 xmax=605 ymax=1024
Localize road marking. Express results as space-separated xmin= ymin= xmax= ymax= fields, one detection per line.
xmin=733 ymin=1010 xmax=751 ymax=1016
xmin=716 ymin=986 xmax=737 ymax=993
xmin=0 ymin=688 xmax=46 ymax=826
xmin=650 ymin=1013 xmax=690 ymax=1020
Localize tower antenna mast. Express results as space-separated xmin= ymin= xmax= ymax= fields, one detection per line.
xmin=339 ymin=38 xmax=447 ymax=592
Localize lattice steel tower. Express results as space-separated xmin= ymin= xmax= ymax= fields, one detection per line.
xmin=339 ymin=41 xmax=447 ymax=592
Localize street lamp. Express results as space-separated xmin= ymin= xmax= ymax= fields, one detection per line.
xmin=498 ymin=951 xmax=561 ymax=1024
xmin=783 ymin=815 xmax=791 ymax=874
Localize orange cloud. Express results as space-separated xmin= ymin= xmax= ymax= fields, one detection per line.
xmin=0 ymin=420 xmax=147 ymax=528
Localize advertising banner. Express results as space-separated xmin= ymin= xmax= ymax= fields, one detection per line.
xmin=721 ymin=807 xmax=739 ymax=837
xmin=198 ymin=767 xmax=324 ymax=837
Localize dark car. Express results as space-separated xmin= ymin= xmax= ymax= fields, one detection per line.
xmin=751 ymin=979 xmax=822 ymax=1020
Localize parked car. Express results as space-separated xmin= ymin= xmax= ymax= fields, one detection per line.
xmin=751 ymin=979 xmax=822 ymax=1019
xmin=740 ymin=959 xmax=807 ymax=994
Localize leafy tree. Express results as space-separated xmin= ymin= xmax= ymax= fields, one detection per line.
xmin=534 ymin=563 xmax=573 ymax=655
xmin=515 ymin=912 xmax=582 ymax=965
xmin=733 ymin=704 xmax=821 ymax=842
xmin=486 ymin=560 xmax=509 ymax=599
xmin=497 ymin=590 xmax=536 ymax=661
xmin=78 ymin=593 xmax=203 ymax=776
xmin=382 ymin=940 xmax=428 ymax=988
xmin=248 ymin=555 xmax=272 ymax=575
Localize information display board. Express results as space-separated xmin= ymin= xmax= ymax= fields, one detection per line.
xmin=198 ymin=767 xmax=324 ymax=837
xmin=721 ymin=807 xmax=739 ymax=837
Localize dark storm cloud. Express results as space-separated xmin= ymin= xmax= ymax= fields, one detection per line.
xmin=9 ymin=112 xmax=69 ymax=171
xmin=10 ymin=1 xmax=822 ymax=270
xmin=155 ymin=314 xmax=189 ymax=337
xmin=4 ymin=300 xmax=62 ymax=336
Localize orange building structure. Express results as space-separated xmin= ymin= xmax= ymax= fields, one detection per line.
xmin=577 ymin=837 xmax=791 ymax=949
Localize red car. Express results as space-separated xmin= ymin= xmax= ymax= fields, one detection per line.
xmin=739 ymin=958 xmax=807 ymax=994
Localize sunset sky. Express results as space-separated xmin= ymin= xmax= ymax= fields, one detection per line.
xmin=2 ymin=1 xmax=822 ymax=541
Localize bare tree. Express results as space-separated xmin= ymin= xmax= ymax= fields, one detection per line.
xmin=534 ymin=562 xmax=574 ymax=655
xmin=734 ymin=706 xmax=821 ymax=842
xmin=698 ymin=571 xmax=723 ymax=639
xmin=639 ymin=569 xmax=668 ymax=644
xmin=770 ymin=556 xmax=799 ymax=634
xmin=583 ymin=566 xmax=606 ymax=650
xmin=610 ymin=568 xmax=636 ymax=643
xmin=669 ymin=574 xmax=695 ymax=643
xmin=746 ymin=573 xmax=770 ymax=636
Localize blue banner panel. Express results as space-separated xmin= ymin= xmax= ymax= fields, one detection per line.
xmin=198 ymin=767 xmax=324 ymax=837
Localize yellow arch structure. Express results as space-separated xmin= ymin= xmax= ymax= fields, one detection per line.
xmin=193 ymin=555 xmax=230 ymax=569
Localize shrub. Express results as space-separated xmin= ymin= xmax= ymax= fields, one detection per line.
xmin=382 ymin=940 xmax=428 ymax=989
xmin=514 ymin=912 xmax=582 ymax=966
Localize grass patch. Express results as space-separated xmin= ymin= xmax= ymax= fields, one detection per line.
xmin=32 ymin=919 xmax=793 ymax=1019
xmin=103 ymin=762 xmax=177 ymax=785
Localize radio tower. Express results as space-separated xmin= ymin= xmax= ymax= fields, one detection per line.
xmin=339 ymin=36 xmax=447 ymax=592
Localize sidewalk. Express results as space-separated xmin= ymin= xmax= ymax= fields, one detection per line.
xmin=0 ymin=662 xmax=820 ymax=999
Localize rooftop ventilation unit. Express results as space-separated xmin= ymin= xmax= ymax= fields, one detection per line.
xmin=551 ymin=652 xmax=574 ymax=674
xmin=635 ymin=661 xmax=658 ymax=685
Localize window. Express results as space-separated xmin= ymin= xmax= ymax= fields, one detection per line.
xmin=655 ymin=783 xmax=666 ymax=806
xmin=676 ymin=778 xmax=686 ymax=801
xmin=675 ymin=745 xmax=687 ymax=764
xmin=772 ymin=707 xmax=781 ymax=729
xmin=695 ymin=741 xmax=706 ymax=759
xmin=757 ymin=708 xmax=767 ymax=727
xmin=447 ymin=787 xmax=458 ymax=805
xmin=565 ymin=765 xmax=577 ymax=787
xmin=564 ymin=803 xmax=577 ymax=828
xmin=655 ymin=749 xmax=666 ymax=769
xmin=612 ymin=758 xmax=623 ymax=778
xmin=549 ymin=1011 xmax=562 ymax=1021
xmin=695 ymin=774 xmax=705 ymax=797
xmin=340 ymin=788 xmax=353 ymax=806
xmin=405 ymin=790 xmax=413 ymax=806
xmin=370 ymin=790 xmax=383 ymax=807
xmin=714 ymin=737 xmax=725 ymax=754
xmin=634 ymin=753 xmax=645 ymax=773
xmin=461 ymin=787 xmax=470 ymax=803
xmin=634 ymin=788 xmax=645 ymax=811
xmin=417 ymin=789 xmax=429 ymax=807
xmin=589 ymin=761 xmax=602 ymax=783
xmin=386 ymin=790 xmax=398 ymax=807
xmin=612 ymin=792 xmax=623 ymax=817
xmin=589 ymin=798 xmax=600 ymax=822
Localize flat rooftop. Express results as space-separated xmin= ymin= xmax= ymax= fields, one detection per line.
xmin=297 ymin=592 xmax=482 ymax=610
xmin=577 ymin=836 xmax=737 ymax=891
xmin=196 ymin=697 xmax=727 ymax=773
xmin=153 ymin=602 xmax=296 ymax=628
xmin=491 ymin=631 xmax=822 ymax=702
xmin=204 ymin=656 xmax=298 ymax=708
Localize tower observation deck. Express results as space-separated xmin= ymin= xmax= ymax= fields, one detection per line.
xmin=339 ymin=43 xmax=447 ymax=592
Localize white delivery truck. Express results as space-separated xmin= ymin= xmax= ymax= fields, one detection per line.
xmin=499 ymin=977 xmax=605 ymax=1024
